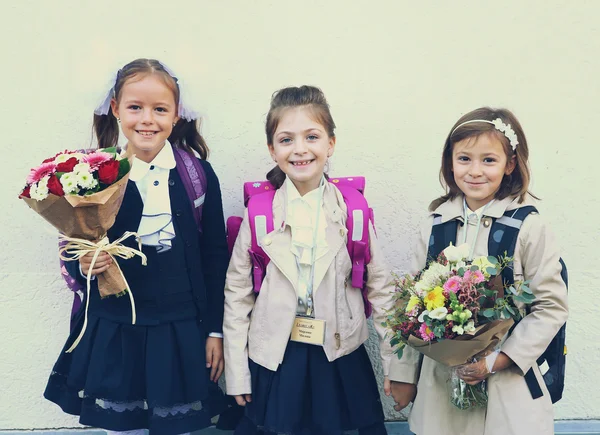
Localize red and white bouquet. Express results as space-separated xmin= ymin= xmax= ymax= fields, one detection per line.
xmin=20 ymin=148 xmax=127 ymax=201
xmin=385 ymin=243 xmax=535 ymax=409
xmin=19 ymin=148 xmax=145 ymax=352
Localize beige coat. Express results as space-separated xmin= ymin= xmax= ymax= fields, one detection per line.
xmin=389 ymin=195 xmax=568 ymax=435
xmin=224 ymin=180 xmax=398 ymax=395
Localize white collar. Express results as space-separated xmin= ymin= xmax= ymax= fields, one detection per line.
xmin=129 ymin=140 xmax=176 ymax=182
xmin=286 ymin=177 xmax=326 ymax=209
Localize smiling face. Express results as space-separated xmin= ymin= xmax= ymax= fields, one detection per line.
xmin=111 ymin=73 xmax=178 ymax=162
xmin=452 ymin=132 xmax=516 ymax=210
xmin=268 ymin=106 xmax=336 ymax=196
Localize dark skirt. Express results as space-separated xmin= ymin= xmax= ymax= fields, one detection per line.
xmin=44 ymin=311 xmax=229 ymax=435
xmin=235 ymin=341 xmax=387 ymax=435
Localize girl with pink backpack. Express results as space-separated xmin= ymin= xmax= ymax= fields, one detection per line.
xmin=224 ymin=85 xmax=404 ymax=435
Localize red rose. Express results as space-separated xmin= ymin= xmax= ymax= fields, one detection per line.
xmin=56 ymin=157 xmax=79 ymax=173
xmin=19 ymin=186 xmax=31 ymax=198
xmin=47 ymin=174 xmax=65 ymax=196
xmin=97 ymin=159 xmax=120 ymax=184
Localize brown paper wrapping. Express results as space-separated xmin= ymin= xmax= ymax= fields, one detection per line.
xmin=406 ymin=318 xmax=514 ymax=367
xmin=23 ymin=165 xmax=132 ymax=297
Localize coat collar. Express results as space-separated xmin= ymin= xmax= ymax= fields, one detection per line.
xmin=260 ymin=178 xmax=348 ymax=294
xmin=433 ymin=194 xmax=533 ymax=223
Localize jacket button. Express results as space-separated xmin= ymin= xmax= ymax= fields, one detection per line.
xmin=339 ymin=228 xmax=345 ymax=236
xmin=262 ymin=237 xmax=272 ymax=246
xmin=169 ymin=179 xmax=175 ymax=186
xmin=483 ymin=217 xmax=492 ymax=228
xmin=153 ymin=180 xmax=159 ymax=186
xmin=186 ymin=241 xmax=192 ymax=247
xmin=176 ymin=209 xmax=182 ymax=217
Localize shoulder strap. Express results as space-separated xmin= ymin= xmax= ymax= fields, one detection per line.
xmin=247 ymin=190 xmax=276 ymax=293
xmin=334 ymin=183 xmax=371 ymax=290
xmin=329 ymin=177 xmax=373 ymax=317
xmin=173 ymin=148 xmax=207 ymax=232
xmin=427 ymin=215 xmax=460 ymax=262
xmin=487 ymin=205 xmax=547 ymax=401
xmin=488 ymin=206 xmax=538 ymax=285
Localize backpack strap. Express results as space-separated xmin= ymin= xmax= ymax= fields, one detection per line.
xmin=247 ymin=190 xmax=276 ymax=293
xmin=488 ymin=206 xmax=546 ymax=400
xmin=332 ymin=179 xmax=373 ymax=317
xmin=334 ymin=183 xmax=370 ymax=288
xmin=488 ymin=206 xmax=538 ymax=286
xmin=427 ymin=215 xmax=460 ymax=262
xmin=173 ymin=148 xmax=207 ymax=232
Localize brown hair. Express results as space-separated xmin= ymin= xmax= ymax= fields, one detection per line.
xmin=92 ymin=58 xmax=209 ymax=159
xmin=429 ymin=107 xmax=537 ymax=211
xmin=265 ymin=85 xmax=336 ymax=188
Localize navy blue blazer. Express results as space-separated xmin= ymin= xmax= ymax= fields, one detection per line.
xmin=65 ymin=159 xmax=228 ymax=334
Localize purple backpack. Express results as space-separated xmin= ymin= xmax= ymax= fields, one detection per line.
xmin=226 ymin=177 xmax=375 ymax=317
xmin=60 ymin=148 xmax=207 ymax=329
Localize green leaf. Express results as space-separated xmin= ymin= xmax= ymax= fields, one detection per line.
xmin=482 ymin=309 xmax=496 ymax=318
xmin=487 ymin=256 xmax=499 ymax=265
xmin=103 ymin=146 xmax=118 ymax=155
xmin=395 ymin=348 xmax=404 ymax=360
xmin=503 ymin=308 xmax=512 ymax=319
xmin=513 ymin=295 xmax=528 ymax=303
xmin=521 ymin=284 xmax=533 ymax=294
xmin=506 ymin=305 xmax=516 ymax=315
xmin=117 ymin=157 xmax=131 ymax=181
xmin=483 ymin=289 xmax=496 ymax=298
xmin=486 ymin=267 xmax=497 ymax=276
xmin=471 ymin=265 xmax=479 ymax=272
xmin=522 ymin=292 xmax=536 ymax=302
xmin=509 ymin=286 xmax=517 ymax=295
xmin=390 ymin=337 xmax=400 ymax=347
xmin=458 ymin=268 xmax=465 ymax=277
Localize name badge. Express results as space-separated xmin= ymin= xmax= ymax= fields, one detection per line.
xmin=290 ymin=316 xmax=326 ymax=346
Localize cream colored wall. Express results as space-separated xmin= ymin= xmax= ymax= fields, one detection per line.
xmin=1 ymin=0 xmax=598 ymax=428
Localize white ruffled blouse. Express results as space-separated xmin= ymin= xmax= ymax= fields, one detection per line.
xmin=128 ymin=141 xmax=176 ymax=252
xmin=285 ymin=178 xmax=328 ymax=313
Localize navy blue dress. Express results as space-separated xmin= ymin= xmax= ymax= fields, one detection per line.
xmin=44 ymin=160 xmax=230 ymax=435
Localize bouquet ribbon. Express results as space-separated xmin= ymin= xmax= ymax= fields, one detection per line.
xmin=58 ymin=231 xmax=147 ymax=353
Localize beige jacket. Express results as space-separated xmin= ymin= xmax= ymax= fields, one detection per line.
xmin=389 ymin=195 xmax=568 ymax=435
xmin=224 ymin=180 xmax=397 ymax=395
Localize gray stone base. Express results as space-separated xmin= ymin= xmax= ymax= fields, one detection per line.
xmin=2 ymin=420 xmax=600 ymax=434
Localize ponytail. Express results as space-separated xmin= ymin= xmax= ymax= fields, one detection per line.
xmin=93 ymin=112 xmax=120 ymax=149
xmin=169 ymin=118 xmax=209 ymax=159
xmin=266 ymin=165 xmax=286 ymax=189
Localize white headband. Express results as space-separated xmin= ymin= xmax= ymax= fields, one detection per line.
xmin=93 ymin=61 xmax=198 ymax=122
xmin=451 ymin=118 xmax=519 ymax=151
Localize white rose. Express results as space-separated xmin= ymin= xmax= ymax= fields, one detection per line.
xmin=428 ymin=307 xmax=448 ymax=320
xmin=444 ymin=243 xmax=470 ymax=263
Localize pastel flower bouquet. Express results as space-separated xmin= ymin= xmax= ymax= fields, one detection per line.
xmin=19 ymin=148 xmax=145 ymax=352
xmin=385 ymin=243 xmax=535 ymax=409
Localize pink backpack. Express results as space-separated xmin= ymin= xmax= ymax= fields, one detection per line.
xmin=226 ymin=177 xmax=375 ymax=317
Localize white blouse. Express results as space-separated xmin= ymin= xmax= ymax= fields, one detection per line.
xmin=128 ymin=141 xmax=176 ymax=252
xmin=285 ymin=178 xmax=328 ymax=313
